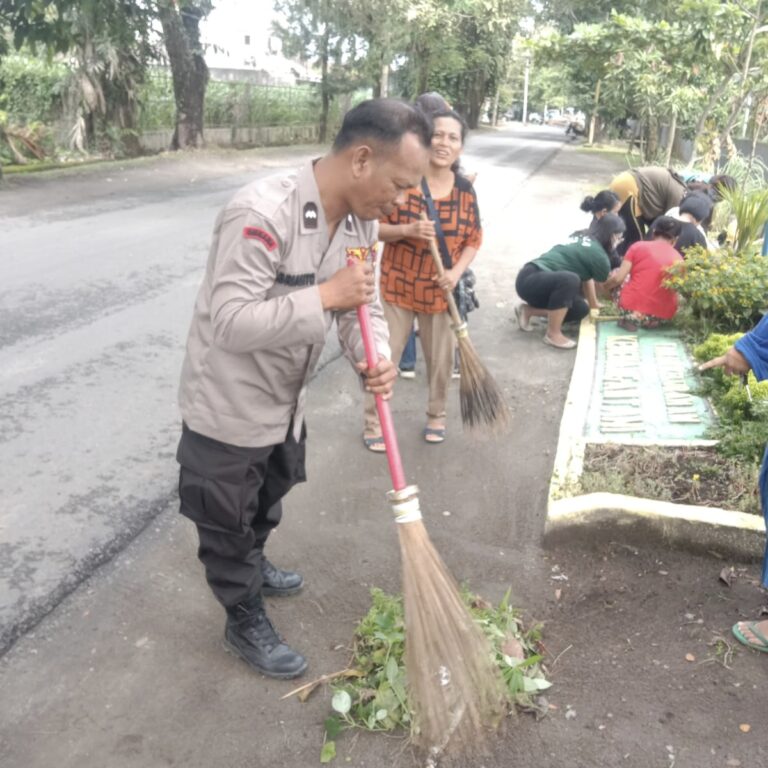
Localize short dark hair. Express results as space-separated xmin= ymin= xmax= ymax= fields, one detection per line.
xmin=679 ymin=191 xmax=713 ymax=223
xmin=580 ymin=190 xmax=619 ymax=214
xmin=650 ymin=215 xmax=682 ymax=241
xmin=332 ymin=98 xmax=432 ymax=154
xmin=430 ymin=108 xmax=468 ymax=143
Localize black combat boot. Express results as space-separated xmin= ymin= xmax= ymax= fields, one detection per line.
xmin=224 ymin=595 xmax=307 ymax=679
xmin=260 ymin=554 xmax=304 ymax=596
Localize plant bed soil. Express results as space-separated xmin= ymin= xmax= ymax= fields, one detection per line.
xmin=581 ymin=444 xmax=761 ymax=515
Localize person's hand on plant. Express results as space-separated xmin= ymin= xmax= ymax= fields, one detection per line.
xmin=698 ymin=346 xmax=751 ymax=376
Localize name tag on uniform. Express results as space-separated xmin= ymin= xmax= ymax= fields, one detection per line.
xmin=276 ymin=272 xmax=316 ymax=287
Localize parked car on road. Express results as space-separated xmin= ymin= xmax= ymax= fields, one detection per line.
xmin=528 ymin=112 xmax=542 ymax=124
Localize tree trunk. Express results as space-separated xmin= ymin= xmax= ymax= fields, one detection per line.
xmin=491 ymin=88 xmax=500 ymax=126
xmin=413 ymin=40 xmax=430 ymax=96
xmin=747 ymin=96 xmax=767 ymax=178
xmin=691 ymin=72 xmax=736 ymax=160
xmin=466 ymin=71 xmax=486 ymax=129
xmin=719 ymin=90 xmax=751 ymax=150
xmin=718 ymin=2 xmax=765 ymax=152
xmin=371 ymin=55 xmax=383 ymax=98
xmin=158 ymin=2 xmax=209 ymax=150
xmin=664 ymin=111 xmax=677 ymax=167
xmin=645 ymin=114 xmax=659 ymax=162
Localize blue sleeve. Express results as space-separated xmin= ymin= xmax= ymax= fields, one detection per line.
xmin=735 ymin=314 xmax=768 ymax=381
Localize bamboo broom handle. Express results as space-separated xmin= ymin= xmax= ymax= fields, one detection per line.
xmin=420 ymin=213 xmax=465 ymax=328
xmin=347 ymin=257 xmax=407 ymax=492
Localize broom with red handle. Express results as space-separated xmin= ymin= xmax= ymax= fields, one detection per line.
xmin=421 ymin=212 xmax=509 ymax=431
xmin=350 ymin=257 xmax=507 ymax=760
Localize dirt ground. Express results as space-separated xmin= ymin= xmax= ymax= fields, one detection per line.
xmin=582 ymin=444 xmax=762 ymax=515
xmin=1 ymin=136 xmax=767 ymax=768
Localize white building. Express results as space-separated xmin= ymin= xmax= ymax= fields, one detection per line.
xmin=201 ymin=0 xmax=318 ymax=84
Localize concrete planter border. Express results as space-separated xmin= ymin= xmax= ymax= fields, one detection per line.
xmin=545 ymin=318 xmax=766 ymax=561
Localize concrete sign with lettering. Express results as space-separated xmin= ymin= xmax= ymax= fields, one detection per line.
xmin=584 ymin=323 xmax=713 ymax=442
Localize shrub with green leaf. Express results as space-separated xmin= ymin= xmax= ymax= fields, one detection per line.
xmin=693 ymin=332 xmax=768 ymax=461
xmin=718 ymin=186 xmax=768 ymax=255
xmin=665 ymin=246 xmax=768 ymax=332
xmin=0 ymin=53 xmax=66 ymax=125
xmin=320 ymin=588 xmax=548 ymax=763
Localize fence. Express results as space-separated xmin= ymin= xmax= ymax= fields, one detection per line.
xmin=139 ymin=76 xmax=321 ymax=131
xmin=134 ymin=76 xmax=331 ymax=150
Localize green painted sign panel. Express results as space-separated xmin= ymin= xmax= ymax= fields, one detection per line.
xmin=584 ymin=322 xmax=714 ymax=442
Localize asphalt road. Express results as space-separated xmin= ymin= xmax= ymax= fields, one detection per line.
xmin=0 ymin=124 xmax=571 ymax=654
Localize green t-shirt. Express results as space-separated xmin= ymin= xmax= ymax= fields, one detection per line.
xmin=532 ymin=237 xmax=611 ymax=282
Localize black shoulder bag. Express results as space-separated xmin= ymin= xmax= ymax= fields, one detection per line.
xmin=420 ymin=178 xmax=479 ymax=321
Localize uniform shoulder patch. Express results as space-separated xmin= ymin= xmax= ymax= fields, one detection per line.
xmin=243 ymin=226 xmax=277 ymax=251
xmin=303 ymin=202 xmax=319 ymax=229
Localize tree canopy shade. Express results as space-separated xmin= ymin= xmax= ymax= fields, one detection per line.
xmin=533 ymin=0 xmax=768 ymax=163
xmin=272 ymin=0 xmax=367 ymax=142
xmin=0 ymin=1 xmax=156 ymax=155
xmin=272 ymin=0 xmax=527 ymax=129
xmin=1 ymin=0 xmax=214 ymax=150
xmin=1 ymin=0 xmax=79 ymax=54
xmin=3 ymin=0 xmax=768 ymax=160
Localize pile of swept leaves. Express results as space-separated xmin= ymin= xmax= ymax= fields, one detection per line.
xmin=318 ymin=588 xmax=549 ymax=763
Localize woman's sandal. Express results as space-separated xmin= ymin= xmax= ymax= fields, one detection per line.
xmin=363 ymin=435 xmax=386 ymax=453
xmin=423 ymin=427 xmax=446 ymax=444
xmin=732 ymin=621 xmax=768 ymax=653
xmin=515 ymin=304 xmax=534 ymax=332
xmin=543 ymin=334 xmax=576 ymax=350
xmin=617 ymin=318 xmax=638 ymax=332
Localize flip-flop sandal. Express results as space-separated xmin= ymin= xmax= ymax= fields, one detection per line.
xmin=363 ymin=435 xmax=386 ymax=453
xmin=423 ymin=427 xmax=446 ymax=444
xmin=732 ymin=621 xmax=768 ymax=653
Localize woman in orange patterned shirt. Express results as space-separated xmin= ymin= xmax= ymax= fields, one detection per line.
xmin=363 ymin=109 xmax=482 ymax=449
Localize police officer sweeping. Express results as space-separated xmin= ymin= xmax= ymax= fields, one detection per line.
xmin=176 ymin=99 xmax=432 ymax=679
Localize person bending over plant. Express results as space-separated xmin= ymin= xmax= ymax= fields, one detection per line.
xmin=604 ymin=215 xmax=683 ymax=331
xmin=515 ymin=213 xmax=625 ymax=349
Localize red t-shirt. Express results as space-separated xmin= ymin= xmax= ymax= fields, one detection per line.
xmin=618 ymin=240 xmax=682 ymax=319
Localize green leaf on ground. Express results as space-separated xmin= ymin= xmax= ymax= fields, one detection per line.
xmin=320 ymin=740 xmax=336 ymax=763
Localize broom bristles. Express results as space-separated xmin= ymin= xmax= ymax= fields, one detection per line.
xmin=456 ymin=334 xmax=509 ymax=431
xmin=397 ymin=519 xmax=508 ymax=759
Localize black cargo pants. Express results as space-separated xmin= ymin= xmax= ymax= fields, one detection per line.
xmin=176 ymin=423 xmax=307 ymax=608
